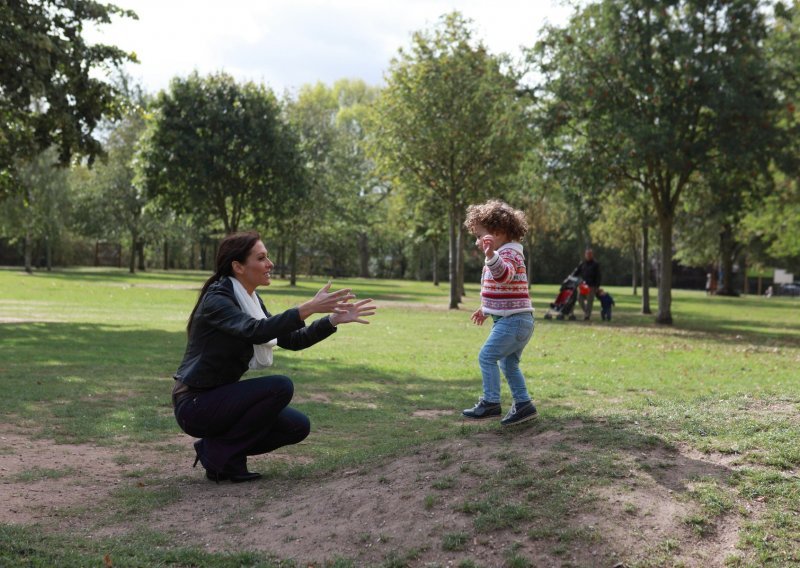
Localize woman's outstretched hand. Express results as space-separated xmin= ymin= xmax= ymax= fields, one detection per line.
xmin=330 ymin=298 xmax=377 ymax=326
xmin=298 ymin=281 xmax=356 ymax=321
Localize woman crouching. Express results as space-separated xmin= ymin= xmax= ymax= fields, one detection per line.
xmin=172 ymin=231 xmax=376 ymax=482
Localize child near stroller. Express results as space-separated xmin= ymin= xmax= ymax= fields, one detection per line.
xmin=598 ymin=288 xmax=615 ymax=321
xmin=543 ymin=275 xmax=582 ymax=320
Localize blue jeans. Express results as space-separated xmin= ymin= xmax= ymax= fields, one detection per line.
xmin=479 ymin=312 xmax=534 ymax=404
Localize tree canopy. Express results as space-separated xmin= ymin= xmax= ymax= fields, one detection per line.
xmin=141 ymin=72 xmax=304 ymax=235
xmin=530 ymin=0 xmax=787 ymax=322
xmin=371 ymin=11 xmax=530 ymax=308
xmin=0 ymin=0 xmax=137 ymax=196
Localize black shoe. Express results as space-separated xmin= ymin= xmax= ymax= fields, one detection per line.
xmin=206 ymin=470 xmax=230 ymax=483
xmin=193 ymin=440 xmax=228 ymax=484
xmin=229 ymin=471 xmax=262 ymax=483
xmin=462 ymin=398 xmax=501 ymax=420
xmin=224 ymin=455 xmax=262 ymax=483
xmin=500 ymin=401 xmax=538 ymax=426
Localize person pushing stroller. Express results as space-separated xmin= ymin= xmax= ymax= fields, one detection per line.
xmin=571 ymin=248 xmax=601 ymax=320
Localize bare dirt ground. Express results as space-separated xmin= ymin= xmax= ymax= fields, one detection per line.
xmin=0 ymin=420 xmax=756 ymax=567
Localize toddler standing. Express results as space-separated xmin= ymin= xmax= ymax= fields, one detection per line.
xmin=462 ymin=200 xmax=538 ymax=426
xmin=598 ymin=288 xmax=615 ymax=321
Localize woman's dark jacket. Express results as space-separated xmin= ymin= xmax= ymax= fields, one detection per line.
xmin=174 ymin=278 xmax=336 ymax=389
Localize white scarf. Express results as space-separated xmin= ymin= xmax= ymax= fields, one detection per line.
xmin=229 ymin=276 xmax=277 ymax=369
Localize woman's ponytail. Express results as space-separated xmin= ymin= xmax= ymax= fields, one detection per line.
xmin=186 ymin=231 xmax=261 ymax=334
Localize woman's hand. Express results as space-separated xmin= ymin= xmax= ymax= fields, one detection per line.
xmin=329 ymin=298 xmax=377 ymax=326
xmin=298 ymin=281 xmax=356 ymax=321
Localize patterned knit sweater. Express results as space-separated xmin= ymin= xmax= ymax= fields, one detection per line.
xmin=481 ymin=242 xmax=534 ymax=316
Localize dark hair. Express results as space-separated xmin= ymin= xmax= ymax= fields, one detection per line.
xmin=464 ymin=199 xmax=528 ymax=241
xmin=187 ymin=231 xmax=261 ymax=333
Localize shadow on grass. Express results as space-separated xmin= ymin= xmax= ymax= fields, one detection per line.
xmin=522 ymin=410 xmax=734 ymax=493
xmin=536 ymin=296 xmax=800 ymax=349
xmin=0 ymin=320 xmax=474 ymax=448
xmin=16 ymin=267 xmax=207 ymax=285
xmin=13 ymin=268 xmax=456 ymax=304
xmin=0 ymin=321 xmax=185 ymax=443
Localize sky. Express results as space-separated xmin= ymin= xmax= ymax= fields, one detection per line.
xmin=86 ymin=0 xmax=573 ymax=96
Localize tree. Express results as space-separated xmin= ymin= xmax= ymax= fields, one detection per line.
xmin=742 ymin=173 xmax=800 ymax=269
xmin=71 ymin=84 xmax=157 ymax=273
xmin=142 ymin=72 xmax=303 ymax=235
xmin=591 ymin=184 xmax=657 ymax=309
xmin=531 ymin=0 xmax=785 ymax=323
xmin=741 ymin=1 xmax=800 ymax=271
xmin=0 ymin=0 xmax=137 ymax=195
xmin=0 ymin=147 xmax=70 ymax=272
xmin=370 ymin=12 xmax=530 ymax=309
xmin=286 ymin=80 xmax=386 ymax=279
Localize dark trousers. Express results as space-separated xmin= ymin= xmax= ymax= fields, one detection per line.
xmin=174 ymin=375 xmax=310 ymax=474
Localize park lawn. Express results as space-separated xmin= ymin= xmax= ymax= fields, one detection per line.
xmin=0 ymin=267 xmax=798 ymax=566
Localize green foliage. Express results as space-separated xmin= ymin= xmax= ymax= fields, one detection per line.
xmin=0 ymin=1 xmax=137 ymax=196
xmin=286 ymin=80 xmax=388 ymax=278
xmin=142 ymin=72 xmax=304 ymax=234
xmin=68 ymin=80 xmax=170 ymax=273
xmin=371 ymin=11 xmax=530 ymax=307
xmin=531 ymin=0 xmax=787 ymax=322
xmin=742 ymin=175 xmax=800 ymax=267
xmin=0 ymin=147 xmax=71 ymax=270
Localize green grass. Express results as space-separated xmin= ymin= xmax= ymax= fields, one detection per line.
xmin=1 ymin=267 xmax=799 ymax=566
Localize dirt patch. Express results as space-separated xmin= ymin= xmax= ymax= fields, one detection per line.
xmin=0 ymin=429 xmax=187 ymax=528
xmin=411 ymin=409 xmax=456 ymax=419
xmin=0 ymin=424 xmax=758 ymax=566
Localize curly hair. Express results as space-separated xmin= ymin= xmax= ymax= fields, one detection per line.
xmin=464 ymin=200 xmax=528 ymax=241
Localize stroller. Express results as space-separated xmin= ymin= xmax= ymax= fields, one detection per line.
xmin=543 ymin=275 xmax=582 ymax=320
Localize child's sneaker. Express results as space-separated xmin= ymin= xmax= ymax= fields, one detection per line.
xmin=500 ymin=401 xmax=538 ymax=426
xmin=462 ymin=398 xmax=501 ymax=420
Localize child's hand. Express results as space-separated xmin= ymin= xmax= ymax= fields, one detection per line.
xmin=481 ymin=235 xmax=496 ymax=259
xmin=471 ymin=308 xmax=487 ymax=326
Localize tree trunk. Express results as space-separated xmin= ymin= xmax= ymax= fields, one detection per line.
xmin=742 ymin=255 xmax=748 ymax=295
xmin=457 ymin=226 xmax=466 ymax=298
xmin=289 ymin=238 xmax=298 ymax=287
xmin=631 ymin=245 xmax=638 ymax=296
xmin=525 ymin=234 xmax=534 ymax=289
xmin=189 ymin=242 xmax=196 ymax=270
xmin=279 ymin=244 xmax=287 ymax=279
xmin=357 ymin=232 xmax=370 ymax=278
xmin=397 ymin=243 xmax=407 ymax=278
xmin=129 ymin=240 xmax=136 ymax=274
xmin=641 ymin=222 xmax=651 ymax=314
xmin=24 ymin=230 xmax=33 ymax=274
xmin=432 ymin=240 xmax=439 ymax=286
xmin=448 ymin=205 xmax=459 ymax=309
xmin=45 ymin=236 xmax=52 ymax=271
xmin=717 ymin=224 xmax=738 ymax=296
xmin=137 ymin=241 xmax=146 ymax=271
xmin=163 ymin=239 xmax=169 ymax=270
xmin=655 ymin=214 xmax=673 ymax=324
xmin=200 ymin=240 xmax=208 ymax=271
